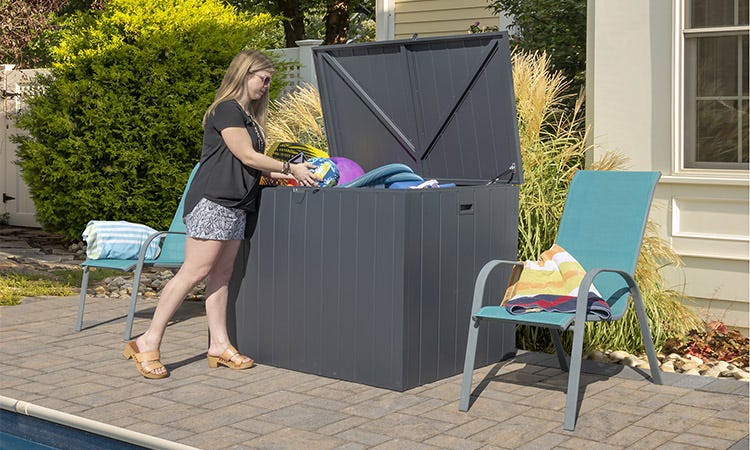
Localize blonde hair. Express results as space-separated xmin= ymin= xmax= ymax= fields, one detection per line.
xmin=202 ymin=50 xmax=274 ymax=134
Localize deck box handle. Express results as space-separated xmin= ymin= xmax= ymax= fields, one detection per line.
xmin=292 ymin=188 xmax=306 ymax=204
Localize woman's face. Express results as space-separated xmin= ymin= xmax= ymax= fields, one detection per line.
xmin=245 ymin=69 xmax=273 ymax=101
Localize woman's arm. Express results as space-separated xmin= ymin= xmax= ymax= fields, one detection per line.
xmin=264 ymin=171 xmax=297 ymax=180
xmin=221 ymin=127 xmax=317 ymax=186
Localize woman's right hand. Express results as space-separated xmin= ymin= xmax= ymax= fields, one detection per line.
xmin=290 ymin=163 xmax=320 ymax=187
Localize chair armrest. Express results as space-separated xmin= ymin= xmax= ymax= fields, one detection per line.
xmin=471 ymin=259 xmax=523 ymax=317
xmin=574 ymin=268 xmax=636 ymax=324
xmin=135 ymin=230 xmax=187 ymax=262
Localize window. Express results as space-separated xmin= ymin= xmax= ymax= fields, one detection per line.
xmin=683 ymin=0 xmax=749 ymax=169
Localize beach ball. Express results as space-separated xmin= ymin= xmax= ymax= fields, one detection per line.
xmin=308 ymin=157 xmax=340 ymax=187
xmin=330 ymin=157 xmax=365 ymax=185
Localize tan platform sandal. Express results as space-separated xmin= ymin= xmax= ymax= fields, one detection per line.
xmin=123 ymin=341 xmax=169 ymax=379
xmin=207 ymin=345 xmax=254 ymax=370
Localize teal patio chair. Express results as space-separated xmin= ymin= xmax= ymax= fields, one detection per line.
xmin=459 ymin=170 xmax=663 ymax=431
xmin=75 ymin=164 xmax=199 ymax=341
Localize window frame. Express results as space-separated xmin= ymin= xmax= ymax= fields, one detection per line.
xmin=674 ymin=0 xmax=749 ymax=174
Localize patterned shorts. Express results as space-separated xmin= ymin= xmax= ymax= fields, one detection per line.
xmin=184 ymin=198 xmax=246 ymax=240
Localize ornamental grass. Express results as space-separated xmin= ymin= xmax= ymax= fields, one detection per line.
xmin=266 ymin=83 xmax=328 ymax=152
xmin=511 ymin=51 xmax=703 ymax=354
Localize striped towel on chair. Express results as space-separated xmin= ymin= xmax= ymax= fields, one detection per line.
xmin=82 ymin=221 xmax=162 ymax=260
xmin=502 ymin=245 xmax=611 ymax=320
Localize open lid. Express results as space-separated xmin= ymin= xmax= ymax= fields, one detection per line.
xmin=313 ymin=32 xmax=523 ymax=185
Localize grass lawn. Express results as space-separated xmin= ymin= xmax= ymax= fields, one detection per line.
xmin=0 ymin=267 xmax=121 ymax=306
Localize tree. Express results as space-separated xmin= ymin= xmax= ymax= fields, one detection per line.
xmin=323 ymin=0 xmax=350 ymax=45
xmin=226 ymin=0 xmax=307 ymax=48
xmin=0 ymin=0 xmax=105 ymax=68
xmin=276 ymin=0 xmax=307 ymax=47
xmin=228 ymin=0 xmax=373 ymax=47
xmin=487 ymin=0 xmax=586 ymax=95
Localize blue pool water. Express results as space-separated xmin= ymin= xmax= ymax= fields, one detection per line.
xmin=0 ymin=409 xmax=145 ymax=450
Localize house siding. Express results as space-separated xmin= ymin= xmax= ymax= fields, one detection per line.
xmin=587 ymin=1 xmax=749 ymax=334
xmin=394 ymin=0 xmax=499 ymax=39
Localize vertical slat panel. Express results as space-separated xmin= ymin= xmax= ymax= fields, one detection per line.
xmin=319 ymin=190 xmax=343 ymax=377
xmin=437 ymin=190 xmax=460 ymax=379
xmin=336 ymin=191 xmax=360 ymax=380
xmin=417 ymin=191 xmax=441 ymax=382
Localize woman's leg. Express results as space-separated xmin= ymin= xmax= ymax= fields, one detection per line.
xmin=133 ymin=237 xmax=226 ymax=374
xmin=204 ymin=240 xmax=251 ymax=365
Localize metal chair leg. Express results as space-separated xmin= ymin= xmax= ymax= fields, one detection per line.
xmin=75 ymin=267 xmax=90 ymax=331
xmin=123 ymin=263 xmax=144 ymax=341
xmin=631 ymin=285 xmax=663 ymax=385
xmin=459 ymin=317 xmax=481 ymax=411
xmin=550 ymin=328 xmax=569 ymax=372
xmin=563 ymin=319 xmax=586 ymax=431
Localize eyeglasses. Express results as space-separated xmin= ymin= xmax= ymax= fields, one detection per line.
xmin=251 ymin=73 xmax=272 ymax=86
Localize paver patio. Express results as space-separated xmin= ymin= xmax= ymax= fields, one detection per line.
xmin=1 ymin=294 xmax=747 ymax=449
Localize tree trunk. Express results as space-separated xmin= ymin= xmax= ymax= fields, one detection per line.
xmin=323 ymin=0 xmax=350 ymax=45
xmin=278 ymin=0 xmax=305 ymax=47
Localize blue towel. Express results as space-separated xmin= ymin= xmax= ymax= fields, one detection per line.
xmin=504 ymin=293 xmax=612 ymax=320
xmin=340 ymin=163 xmax=423 ymax=188
xmin=82 ymin=221 xmax=161 ymax=260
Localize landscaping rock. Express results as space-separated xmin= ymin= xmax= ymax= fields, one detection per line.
xmin=660 ymin=361 xmax=675 ymax=373
xmin=609 ymin=350 xmax=630 ymax=362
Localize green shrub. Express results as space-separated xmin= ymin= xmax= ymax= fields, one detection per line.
xmin=13 ymin=0 xmax=285 ymax=240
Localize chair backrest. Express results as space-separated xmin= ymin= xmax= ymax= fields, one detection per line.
xmin=555 ymin=171 xmax=660 ymax=313
xmin=157 ymin=163 xmax=200 ymax=262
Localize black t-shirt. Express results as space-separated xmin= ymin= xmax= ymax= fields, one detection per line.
xmin=184 ymin=99 xmax=265 ymax=215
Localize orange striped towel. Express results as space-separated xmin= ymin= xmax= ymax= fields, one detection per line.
xmin=502 ymin=244 xmax=601 ymax=304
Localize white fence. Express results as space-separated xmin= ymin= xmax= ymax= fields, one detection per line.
xmin=1 ymin=66 xmax=46 ymax=227
xmin=269 ymin=39 xmax=322 ymax=95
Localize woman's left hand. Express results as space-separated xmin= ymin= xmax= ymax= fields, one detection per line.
xmin=290 ymin=163 xmax=321 ymax=187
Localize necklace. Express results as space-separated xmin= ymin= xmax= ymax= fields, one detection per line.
xmin=248 ymin=115 xmax=265 ymax=152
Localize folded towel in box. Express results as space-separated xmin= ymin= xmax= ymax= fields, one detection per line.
xmin=82 ymin=221 xmax=162 ymax=260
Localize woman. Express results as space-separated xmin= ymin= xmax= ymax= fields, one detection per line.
xmin=123 ymin=50 xmax=318 ymax=378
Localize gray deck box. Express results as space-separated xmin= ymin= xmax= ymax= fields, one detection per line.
xmin=228 ymin=32 xmax=522 ymax=391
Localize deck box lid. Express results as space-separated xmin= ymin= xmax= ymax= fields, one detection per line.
xmin=312 ymin=32 xmax=523 ymax=185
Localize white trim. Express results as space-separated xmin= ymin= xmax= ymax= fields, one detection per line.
xmin=672 ymin=0 xmax=684 ymax=175
xmin=673 ymin=251 xmax=750 ymax=262
xmin=674 ymin=0 xmax=750 ymax=172
xmin=672 ymin=229 xmax=750 ymax=242
xmin=660 ymin=174 xmax=750 ymax=186
xmin=684 ymin=25 xmax=749 ymax=35
xmin=671 ymin=196 xmax=750 ymax=244
xmin=376 ymin=0 xmax=395 ymax=41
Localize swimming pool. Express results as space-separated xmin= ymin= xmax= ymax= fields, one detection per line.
xmin=1 ymin=409 xmax=144 ymax=449
xmin=0 ymin=396 xmax=196 ymax=450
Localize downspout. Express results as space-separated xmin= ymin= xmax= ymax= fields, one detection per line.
xmin=585 ymin=0 xmax=596 ymax=167
xmin=376 ymin=0 xmax=395 ymax=41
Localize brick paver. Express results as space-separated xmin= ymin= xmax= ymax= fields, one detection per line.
xmin=1 ymin=295 xmax=748 ymax=449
